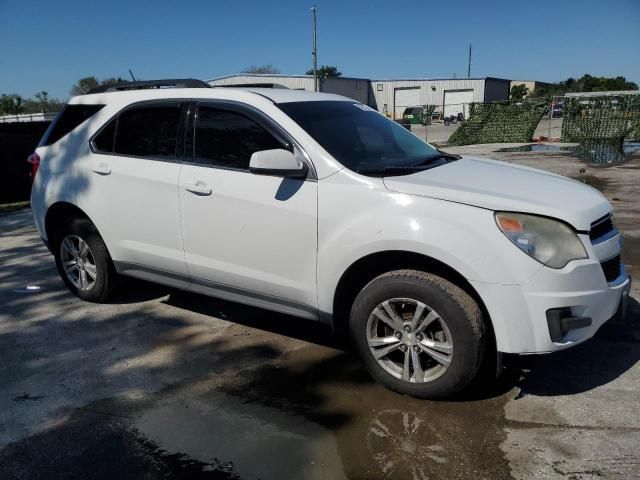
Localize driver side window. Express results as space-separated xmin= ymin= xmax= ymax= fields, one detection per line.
xmin=194 ymin=106 xmax=282 ymax=170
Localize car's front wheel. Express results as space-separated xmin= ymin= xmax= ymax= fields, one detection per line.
xmin=53 ymin=218 xmax=120 ymax=302
xmin=349 ymin=270 xmax=487 ymax=399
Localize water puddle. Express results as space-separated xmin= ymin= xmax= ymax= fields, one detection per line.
xmin=497 ymin=141 xmax=640 ymax=166
xmin=497 ymin=144 xmax=576 ymax=153
xmin=574 ymin=141 xmax=640 ymax=166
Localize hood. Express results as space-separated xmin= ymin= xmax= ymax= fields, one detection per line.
xmin=383 ymin=156 xmax=611 ymax=231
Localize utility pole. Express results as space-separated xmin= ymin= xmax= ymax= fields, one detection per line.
xmin=311 ymin=5 xmax=318 ymax=92
xmin=467 ymin=43 xmax=472 ymax=78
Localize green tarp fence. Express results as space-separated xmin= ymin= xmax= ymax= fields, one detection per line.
xmin=561 ymin=94 xmax=640 ymax=143
xmin=448 ymin=101 xmax=546 ymax=146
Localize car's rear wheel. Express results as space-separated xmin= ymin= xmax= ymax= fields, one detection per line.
xmin=350 ymin=269 xmax=487 ymax=399
xmin=53 ymin=218 xmax=120 ymax=302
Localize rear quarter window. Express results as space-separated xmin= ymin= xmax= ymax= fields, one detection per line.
xmin=41 ymin=104 xmax=104 ymax=146
xmin=113 ymin=104 xmax=182 ymax=158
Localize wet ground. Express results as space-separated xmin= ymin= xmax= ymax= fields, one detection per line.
xmin=1 ymin=148 xmax=640 ymax=479
xmin=497 ymin=141 xmax=640 ymax=166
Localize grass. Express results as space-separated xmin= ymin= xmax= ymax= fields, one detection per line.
xmin=0 ymin=201 xmax=30 ymax=214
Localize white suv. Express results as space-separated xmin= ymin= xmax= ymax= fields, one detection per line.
xmin=30 ymin=79 xmax=630 ymax=398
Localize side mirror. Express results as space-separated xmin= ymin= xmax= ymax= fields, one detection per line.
xmin=249 ymin=149 xmax=308 ymax=178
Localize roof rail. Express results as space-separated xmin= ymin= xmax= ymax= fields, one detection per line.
xmin=86 ymin=79 xmax=211 ymax=94
xmin=212 ymin=83 xmax=289 ymax=89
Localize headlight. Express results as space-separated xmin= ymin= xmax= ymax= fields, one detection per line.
xmin=495 ymin=212 xmax=587 ymax=269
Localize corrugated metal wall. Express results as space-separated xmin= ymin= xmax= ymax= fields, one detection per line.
xmin=207 ymin=76 xmax=511 ymax=116
xmin=208 ymin=75 xmax=315 ymax=90
xmin=208 ymin=75 xmax=370 ymax=104
xmin=371 ymin=79 xmax=488 ymax=117
xmin=321 ymin=77 xmax=369 ymax=104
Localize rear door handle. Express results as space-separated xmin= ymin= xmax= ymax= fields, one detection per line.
xmin=91 ymin=163 xmax=111 ymax=175
xmin=183 ymin=182 xmax=212 ymax=196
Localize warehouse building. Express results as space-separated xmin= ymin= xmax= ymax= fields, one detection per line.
xmin=208 ymin=74 xmax=371 ymax=105
xmin=208 ymin=74 xmax=510 ymax=119
xmin=372 ymin=77 xmax=511 ymax=119
xmin=509 ymin=80 xmax=552 ymax=97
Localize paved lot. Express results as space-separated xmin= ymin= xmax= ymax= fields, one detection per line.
xmin=1 ymin=148 xmax=639 ymax=479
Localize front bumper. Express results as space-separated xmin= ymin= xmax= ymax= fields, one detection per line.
xmin=471 ymin=260 xmax=631 ymax=354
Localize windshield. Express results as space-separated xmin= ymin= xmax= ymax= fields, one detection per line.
xmin=277 ymin=101 xmax=440 ymax=175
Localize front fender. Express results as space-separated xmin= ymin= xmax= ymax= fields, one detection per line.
xmin=316 ymin=172 xmax=543 ymax=315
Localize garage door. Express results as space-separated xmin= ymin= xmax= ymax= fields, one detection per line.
xmin=444 ymin=90 xmax=474 ymax=118
xmin=394 ymin=88 xmax=421 ymax=119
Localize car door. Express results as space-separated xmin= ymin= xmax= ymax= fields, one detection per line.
xmin=79 ymin=101 xmax=190 ymax=287
xmin=178 ymin=102 xmax=318 ymax=318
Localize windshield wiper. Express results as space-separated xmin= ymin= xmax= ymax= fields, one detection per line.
xmin=356 ymin=152 xmax=461 ymax=177
xmin=356 ymin=166 xmax=434 ymax=177
xmin=414 ymin=152 xmax=461 ymax=166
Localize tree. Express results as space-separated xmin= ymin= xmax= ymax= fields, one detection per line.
xmin=23 ymin=92 xmax=64 ymax=114
xmin=510 ymin=83 xmax=528 ymax=100
xmin=242 ymin=65 xmax=280 ymax=74
xmin=70 ymin=76 xmax=130 ymax=96
xmin=535 ymin=75 xmax=639 ymax=97
xmin=34 ymin=91 xmax=51 ymax=112
xmin=306 ymin=65 xmax=342 ymax=78
xmin=70 ymin=76 xmax=100 ymax=96
xmin=0 ymin=94 xmax=24 ymax=115
xmin=101 ymin=77 xmax=131 ymax=86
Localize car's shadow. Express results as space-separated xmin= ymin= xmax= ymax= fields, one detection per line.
xmin=158 ymin=284 xmax=640 ymax=400
xmin=164 ymin=289 xmax=339 ymax=350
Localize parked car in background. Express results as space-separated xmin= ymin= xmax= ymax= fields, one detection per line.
xmin=30 ymin=80 xmax=630 ymax=399
xmin=552 ymin=102 xmax=564 ymax=118
xmin=402 ymin=107 xmax=424 ymax=125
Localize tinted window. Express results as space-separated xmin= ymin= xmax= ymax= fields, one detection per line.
xmin=42 ymin=104 xmax=104 ymax=146
xmin=194 ymin=106 xmax=282 ymax=170
xmin=93 ymin=120 xmax=116 ymax=152
xmin=114 ymin=104 xmax=182 ymax=158
xmin=278 ymin=101 xmax=438 ymax=174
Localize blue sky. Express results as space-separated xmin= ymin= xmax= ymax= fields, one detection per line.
xmin=1 ymin=0 xmax=638 ymax=100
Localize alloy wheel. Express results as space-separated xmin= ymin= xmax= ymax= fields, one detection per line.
xmin=366 ymin=298 xmax=453 ymax=383
xmin=60 ymin=235 xmax=97 ymax=291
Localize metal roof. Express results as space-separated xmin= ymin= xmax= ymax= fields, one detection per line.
xmin=236 ymin=88 xmax=351 ymax=103
xmin=208 ymin=73 xmax=371 ymax=82
xmin=370 ymin=77 xmax=510 ymax=82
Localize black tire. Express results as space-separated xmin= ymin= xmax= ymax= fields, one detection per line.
xmin=349 ymin=269 xmax=487 ymax=399
xmin=52 ymin=218 xmax=121 ymax=302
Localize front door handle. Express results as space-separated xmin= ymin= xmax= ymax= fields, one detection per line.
xmin=183 ymin=182 xmax=212 ymax=196
xmin=91 ymin=163 xmax=111 ymax=175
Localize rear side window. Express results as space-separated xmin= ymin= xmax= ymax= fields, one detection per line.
xmin=113 ymin=104 xmax=182 ymax=158
xmin=194 ymin=105 xmax=282 ymax=170
xmin=42 ymin=104 xmax=104 ymax=146
xmin=93 ymin=121 xmax=116 ymax=152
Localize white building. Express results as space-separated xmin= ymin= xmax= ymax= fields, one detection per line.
xmin=208 ymin=74 xmax=511 ymax=119
xmin=208 ymin=74 xmax=370 ymax=105
xmin=371 ymin=77 xmax=510 ymax=119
